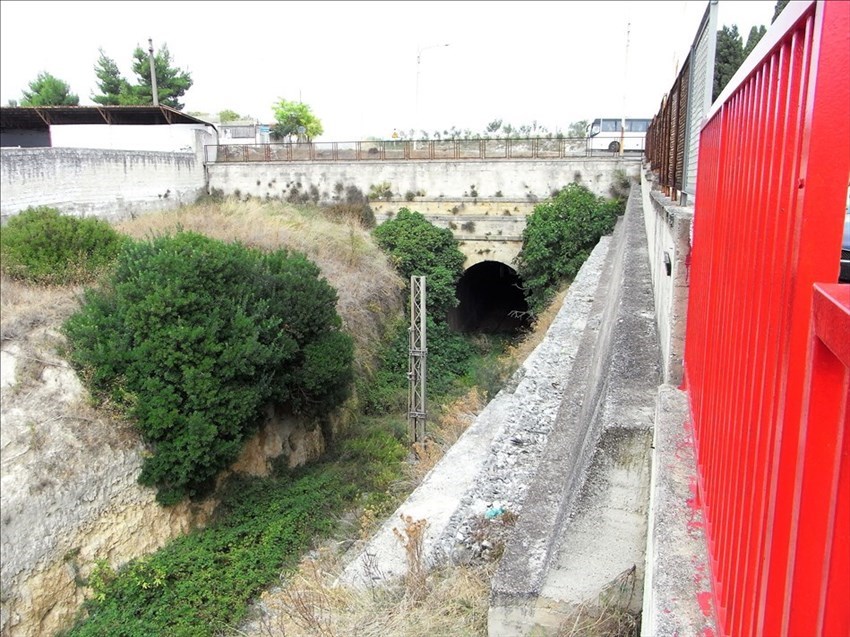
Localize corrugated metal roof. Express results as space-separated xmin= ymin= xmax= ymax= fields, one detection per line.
xmin=0 ymin=105 xmax=214 ymax=129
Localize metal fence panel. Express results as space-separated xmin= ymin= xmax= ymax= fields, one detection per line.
xmin=684 ymin=2 xmax=850 ymax=635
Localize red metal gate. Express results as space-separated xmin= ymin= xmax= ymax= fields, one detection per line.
xmin=684 ymin=1 xmax=850 ymax=635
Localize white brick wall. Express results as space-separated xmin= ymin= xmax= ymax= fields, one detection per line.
xmin=1 ymin=147 xmax=206 ymax=222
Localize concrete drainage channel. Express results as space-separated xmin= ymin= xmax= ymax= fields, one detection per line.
xmin=340 ymin=188 xmax=661 ymax=636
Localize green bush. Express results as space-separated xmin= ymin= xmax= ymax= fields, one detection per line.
xmin=372 ymin=208 xmax=465 ymax=319
xmin=63 ymin=231 xmax=353 ymax=505
xmin=0 ymin=206 xmax=127 ymax=284
xmin=516 ymin=184 xmax=623 ymax=315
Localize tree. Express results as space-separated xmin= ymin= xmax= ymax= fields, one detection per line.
xmin=127 ymin=43 xmax=193 ymax=109
xmin=92 ymin=49 xmax=128 ymax=105
xmin=772 ymin=0 xmax=790 ymax=23
xmin=64 ymin=232 xmax=353 ymax=504
xmin=567 ymin=120 xmax=589 ymax=139
xmin=218 ymin=109 xmax=242 ymax=123
xmin=372 ymin=208 xmax=465 ymax=319
xmin=91 ymin=43 xmax=193 ymax=109
xmin=713 ymin=25 xmax=744 ymax=101
xmin=20 ymin=72 xmax=79 ymax=106
xmin=516 ymin=184 xmax=621 ymax=315
xmin=270 ymin=98 xmax=323 ymax=142
xmin=744 ymin=25 xmax=767 ymax=58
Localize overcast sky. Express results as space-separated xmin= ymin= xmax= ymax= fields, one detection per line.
xmin=1 ymin=0 xmax=779 ymax=139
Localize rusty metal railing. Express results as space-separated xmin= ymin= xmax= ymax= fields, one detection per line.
xmin=646 ymin=1 xmax=717 ymax=205
xmin=203 ymin=136 xmax=641 ymax=164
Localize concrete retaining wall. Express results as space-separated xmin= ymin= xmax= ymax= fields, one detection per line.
xmin=640 ymin=167 xmax=692 ymax=385
xmin=489 ymin=186 xmax=661 ymax=635
xmin=0 ymin=147 xmax=206 ymax=222
xmin=207 ymin=157 xmax=640 ymax=202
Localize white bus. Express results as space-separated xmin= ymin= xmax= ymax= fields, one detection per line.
xmin=586 ymin=117 xmax=651 ymax=153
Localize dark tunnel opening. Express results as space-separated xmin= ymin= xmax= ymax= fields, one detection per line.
xmin=448 ymin=261 xmax=532 ymax=334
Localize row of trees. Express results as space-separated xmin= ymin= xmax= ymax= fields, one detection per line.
xmin=9 ymin=43 xmax=193 ymax=109
xmin=385 ymin=119 xmax=589 ymax=142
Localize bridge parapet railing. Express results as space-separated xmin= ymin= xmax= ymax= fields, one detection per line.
xmin=683 ymin=1 xmax=849 ymax=635
xmin=204 ymin=136 xmax=629 ymax=163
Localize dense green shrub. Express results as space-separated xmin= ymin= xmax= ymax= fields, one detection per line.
xmin=372 ymin=208 xmax=465 ymax=319
xmin=61 ymin=420 xmax=406 ymax=637
xmin=0 ymin=206 xmax=127 ymax=284
xmin=516 ymin=184 xmax=623 ymax=315
xmin=63 ymin=231 xmax=353 ymax=505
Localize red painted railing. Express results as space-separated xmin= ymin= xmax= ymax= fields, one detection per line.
xmin=684 ymin=1 xmax=849 ymax=636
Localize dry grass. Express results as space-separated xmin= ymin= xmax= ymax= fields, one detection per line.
xmin=115 ymin=198 xmax=405 ymax=373
xmin=248 ymin=546 xmax=494 ymax=637
xmin=408 ymin=388 xmax=486 ymax=481
xmin=0 ymin=275 xmax=82 ymax=344
xmin=556 ymin=566 xmax=641 ymax=637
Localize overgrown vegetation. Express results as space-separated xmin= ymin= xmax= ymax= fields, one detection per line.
xmin=0 ymin=206 xmax=127 ymax=284
xmin=63 ymin=232 xmax=354 ymax=505
xmin=516 ymin=183 xmax=624 ymax=315
xmin=5 ymin=191 xmax=595 ymax=635
xmin=373 ymin=208 xmax=465 ymax=318
xmin=365 ymin=208 xmax=476 ymax=413
xmin=61 ymin=422 xmax=408 ymax=637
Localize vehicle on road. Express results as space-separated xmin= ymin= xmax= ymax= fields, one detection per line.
xmin=586 ymin=117 xmax=651 ymax=153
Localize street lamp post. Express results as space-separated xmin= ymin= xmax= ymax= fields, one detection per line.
xmin=415 ymin=42 xmax=450 ymax=141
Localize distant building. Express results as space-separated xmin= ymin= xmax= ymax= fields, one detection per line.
xmin=0 ymin=106 xmax=217 ymax=153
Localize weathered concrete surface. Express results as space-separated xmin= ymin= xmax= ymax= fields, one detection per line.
xmin=641 ymin=384 xmax=718 ymax=636
xmin=641 ymin=166 xmax=693 ymax=385
xmin=207 ymin=157 xmax=641 ymax=204
xmin=0 ymin=147 xmax=205 ymax=221
xmin=489 ymin=185 xmax=661 ymax=636
xmin=338 ymin=231 xmax=614 ymax=589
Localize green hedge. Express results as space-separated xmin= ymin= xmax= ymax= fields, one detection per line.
xmin=0 ymin=206 xmax=127 ymax=284
xmin=515 ymin=184 xmax=623 ymax=315
xmin=63 ymin=231 xmax=354 ymax=504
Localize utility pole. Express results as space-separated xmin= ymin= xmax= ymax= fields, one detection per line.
xmin=620 ymin=21 xmax=630 ymax=156
xmin=148 ymin=38 xmax=159 ymax=107
xmin=408 ymin=276 xmax=427 ymax=444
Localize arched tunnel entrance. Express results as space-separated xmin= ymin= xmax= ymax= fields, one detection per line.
xmin=449 ymin=261 xmax=532 ymax=334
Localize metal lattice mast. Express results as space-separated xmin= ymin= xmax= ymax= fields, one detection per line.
xmin=408 ymin=276 xmax=427 ymax=444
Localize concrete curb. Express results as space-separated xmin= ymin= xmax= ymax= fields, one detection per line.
xmin=641 ymin=384 xmax=718 ymax=636
xmin=489 ymin=185 xmax=662 ymax=635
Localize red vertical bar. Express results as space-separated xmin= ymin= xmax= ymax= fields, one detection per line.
xmin=822 ymin=400 xmax=849 ymax=636
xmin=771 ymin=2 xmax=850 ymax=633
xmin=787 ymin=335 xmax=849 ymax=635
xmin=787 ymin=285 xmax=850 ymax=635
